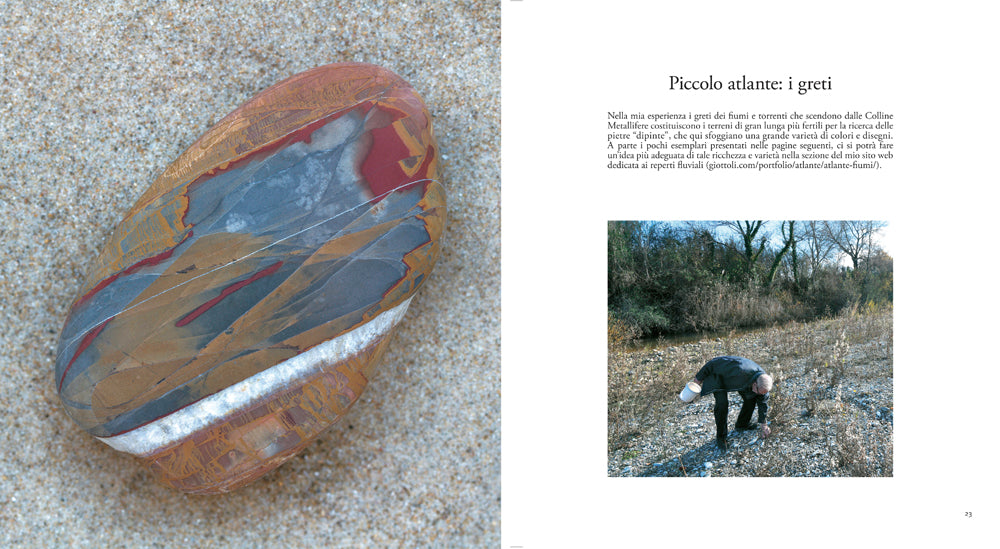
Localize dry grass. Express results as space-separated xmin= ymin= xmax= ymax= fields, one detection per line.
xmin=763 ymin=361 xmax=795 ymax=426
xmin=676 ymin=283 xmax=810 ymax=333
xmin=607 ymin=312 xmax=640 ymax=355
xmin=607 ymin=350 xmax=694 ymax=451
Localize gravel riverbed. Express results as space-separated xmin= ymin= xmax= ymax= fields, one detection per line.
xmin=608 ymin=311 xmax=893 ymax=477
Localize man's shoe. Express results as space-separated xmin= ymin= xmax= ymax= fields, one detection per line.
xmin=716 ymin=438 xmax=728 ymax=452
xmin=734 ymin=423 xmax=758 ymax=431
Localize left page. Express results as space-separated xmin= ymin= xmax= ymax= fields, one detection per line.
xmin=0 ymin=1 xmax=499 ymax=546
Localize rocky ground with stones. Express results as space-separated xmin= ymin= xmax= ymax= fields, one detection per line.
xmin=608 ymin=308 xmax=893 ymax=477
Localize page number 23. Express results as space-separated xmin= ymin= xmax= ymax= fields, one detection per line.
xmin=964 ymin=511 xmax=972 ymax=518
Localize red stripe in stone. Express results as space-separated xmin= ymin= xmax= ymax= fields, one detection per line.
xmin=186 ymin=105 xmax=363 ymax=194
xmin=175 ymin=261 xmax=284 ymax=327
xmin=59 ymin=317 xmax=114 ymax=391
xmin=417 ymin=144 xmax=435 ymax=181
xmin=360 ymin=119 xmax=412 ymax=201
xmin=74 ymin=230 xmax=194 ymax=310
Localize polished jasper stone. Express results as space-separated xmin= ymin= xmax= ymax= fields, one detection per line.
xmin=55 ymin=63 xmax=446 ymax=494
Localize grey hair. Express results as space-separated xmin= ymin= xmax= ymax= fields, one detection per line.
xmin=757 ymin=374 xmax=773 ymax=392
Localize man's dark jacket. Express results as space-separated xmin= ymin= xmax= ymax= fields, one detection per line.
xmin=695 ymin=356 xmax=769 ymax=422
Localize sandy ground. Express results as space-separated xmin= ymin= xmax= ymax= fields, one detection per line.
xmin=0 ymin=1 xmax=499 ymax=546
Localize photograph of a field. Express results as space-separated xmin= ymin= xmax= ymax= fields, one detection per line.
xmin=607 ymin=221 xmax=892 ymax=477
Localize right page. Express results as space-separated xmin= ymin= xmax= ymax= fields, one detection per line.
xmin=502 ymin=0 xmax=995 ymax=546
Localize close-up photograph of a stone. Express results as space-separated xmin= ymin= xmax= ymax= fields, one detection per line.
xmin=54 ymin=62 xmax=446 ymax=494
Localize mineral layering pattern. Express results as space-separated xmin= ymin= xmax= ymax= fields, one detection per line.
xmin=54 ymin=63 xmax=446 ymax=494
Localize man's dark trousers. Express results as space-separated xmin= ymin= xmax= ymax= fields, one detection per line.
xmin=713 ymin=389 xmax=763 ymax=439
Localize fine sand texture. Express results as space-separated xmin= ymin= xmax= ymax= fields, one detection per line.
xmin=0 ymin=1 xmax=499 ymax=546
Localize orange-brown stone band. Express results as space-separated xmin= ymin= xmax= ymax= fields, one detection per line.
xmin=377 ymin=185 xmax=447 ymax=308
xmin=142 ymin=329 xmax=395 ymax=494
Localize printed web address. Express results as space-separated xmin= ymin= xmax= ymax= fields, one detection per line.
xmin=711 ymin=160 xmax=881 ymax=170
xmin=610 ymin=160 xmax=884 ymax=171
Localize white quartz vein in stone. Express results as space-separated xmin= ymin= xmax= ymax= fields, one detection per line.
xmin=96 ymin=296 xmax=412 ymax=456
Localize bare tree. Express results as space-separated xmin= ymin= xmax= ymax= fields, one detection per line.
xmin=719 ymin=221 xmax=767 ymax=284
xmin=824 ymin=221 xmax=887 ymax=272
xmin=766 ymin=221 xmax=798 ymax=287
xmin=802 ymin=220 xmax=838 ymax=282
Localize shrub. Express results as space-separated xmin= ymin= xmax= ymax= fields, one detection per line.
xmin=764 ymin=361 xmax=795 ymax=426
xmin=608 ymin=312 xmax=640 ymax=353
xmin=806 ymin=269 xmax=861 ymax=316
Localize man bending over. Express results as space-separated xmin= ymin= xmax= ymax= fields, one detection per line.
xmin=691 ymin=356 xmax=773 ymax=452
